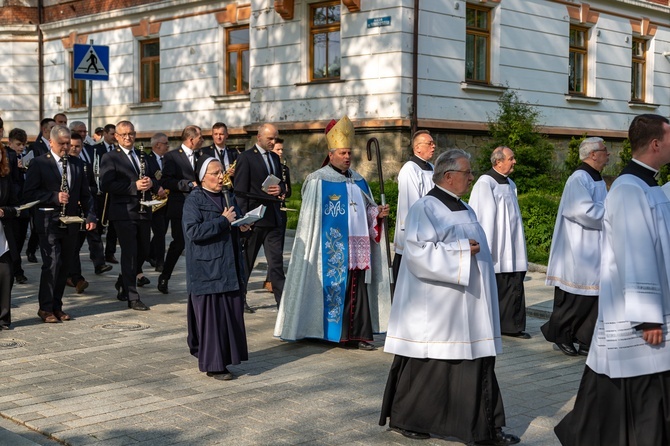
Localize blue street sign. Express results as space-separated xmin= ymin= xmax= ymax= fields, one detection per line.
xmin=73 ymin=44 xmax=110 ymax=81
xmin=367 ymin=16 xmax=392 ymax=29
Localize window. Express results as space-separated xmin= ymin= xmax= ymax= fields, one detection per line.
xmin=465 ymin=5 xmax=490 ymax=83
xmin=309 ymin=1 xmax=340 ymax=81
xmin=569 ymin=26 xmax=588 ymax=94
xmin=226 ymin=26 xmax=250 ymax=94
xmin=631 ymin=38 xmax=646 ymax=102
xmin=140 ymin=39 xmax=160 ymax=102
xmin=69 ymin=52 xmax=87 ymax=108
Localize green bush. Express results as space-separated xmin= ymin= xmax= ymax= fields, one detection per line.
xmin=518 ymin=192 xmax=560 ymax=265
xmin=565 ymin=134 xmax=588 ymax=172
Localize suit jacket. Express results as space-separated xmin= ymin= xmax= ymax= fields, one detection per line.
xmin=27 ymin=138 xmax=49 ymax=157
xmin=201 ymin=144 xmax=239 ymax=169
xmin=162 ymin=147 xmax=202 ymax=219
xmin=93 ymin=141 xmax=116 ymax=160
xmin=0 ymin=171 xmax=19 ymax=255
xmin=23 ymin=152 xmax=95 ymax=229
xmin=99 ymin=147 xmax=157 ymax=221
xmin=145 ymin=151 xmax=164 ymax=188
xmin=233 ymin=146 xmax=285 ymax=227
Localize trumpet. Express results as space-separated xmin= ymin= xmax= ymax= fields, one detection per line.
xmin=152 ymin=189 xmax=169 ymax=212
xmin=223 ymin=160 xmax=236 ymax=188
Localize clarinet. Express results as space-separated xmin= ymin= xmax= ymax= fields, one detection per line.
xmin=59 ymin=155 xmax=69 ymax=228
xmin=93 ymin=152 xmax=101 ymax=195
xmin=139 ymin=145 xmax=147 ymax=213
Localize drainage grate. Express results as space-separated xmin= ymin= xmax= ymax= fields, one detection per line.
xmin=0 ymin=339 xmax=26 ymax=349
xmin=98 ymin=323 xmax=150 ymax=331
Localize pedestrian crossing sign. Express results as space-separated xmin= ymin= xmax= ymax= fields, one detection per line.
xmin=73 ymin=44 xmax=110 ymax=81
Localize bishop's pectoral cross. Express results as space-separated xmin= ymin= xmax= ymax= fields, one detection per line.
xmin=349 ymin=199 xmax=357 ymax=212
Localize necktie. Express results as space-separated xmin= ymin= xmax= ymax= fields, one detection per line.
xmin=264 ymin=152 xmax=274 ymax=175
xmin=129 ymin=152 xmax=140 ymax=176
xmin=159 ymin=156 xmax=163 ymax=169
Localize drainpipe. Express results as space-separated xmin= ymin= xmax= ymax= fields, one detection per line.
xmin=37 ymin=0 xmax=44 ymax=120
xmin=410 ymin=0 xmax=419 ymax=136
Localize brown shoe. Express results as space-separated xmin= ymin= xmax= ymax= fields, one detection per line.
xmin=75 ymin=279 xmax=89 ymax=294
xmin=54 ymin=310 xmax=71 ymax=321
xmin=66 ymin=278 xmax=75 ymax=287
xmin=263 ymin=281 xmax=273 ymax=293
xmin=37 ymin=310 xmax=60 ymax=323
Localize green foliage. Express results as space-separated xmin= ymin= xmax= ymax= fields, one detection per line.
xmin=617 ymin=138 xmax=632 ymax=173
xmin=565 ymin=134 xmax=588 ymax=172
xmin=285 ymin=182 xmax=302 ymax=230
xmin=477 ymin=90 xmax=557 ymax=194
xmin=518 ymin=192 xmax=561 ymax=265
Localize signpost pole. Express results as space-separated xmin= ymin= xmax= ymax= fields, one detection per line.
xmin=87 ymin=39 xmax=94 ymax=137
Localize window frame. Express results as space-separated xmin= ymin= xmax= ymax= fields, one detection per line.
xmin=309 ymin=0 xmax=341 ymax=82
xmin=631 ymin=37 xmax=646 ymax=102
xmin=465 ymin=4 xmax=491 ymax=84
xmin=568 ymin=25 xmax=588 ymax=95
xmin=69 ymin=51 xmax=87 ymax=108
xmin=139 ymin=38 xmax=160 ymax=103
xmin=225 ymin=25 xmax=250 ymax=94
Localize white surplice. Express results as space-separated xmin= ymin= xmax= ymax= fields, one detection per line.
xmin=468 ymin=174 xmax=527 ymax=273
xmin=545 ymin=169 xmax=607 ymax=295
xmin=393 ymin=160 xmax=434 ymax=255
xmin=384 ymin=195 xmax=502 ymax=360
xmin=587 ymin=174 xmax=670 ymax=378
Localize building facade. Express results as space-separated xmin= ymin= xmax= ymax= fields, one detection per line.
xmin=0 ymin=0 xmax=668 ymax=179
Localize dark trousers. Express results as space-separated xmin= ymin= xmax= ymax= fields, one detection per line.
xmin=244 ymin=225 xmax=285 ymax=305
xmin=104 ymin=222 xmax=117 ymax=256
xmin=37 ymin=222 xmax=78 ymax=313
xmin=114 ymin=219 xmax=150 ymax=302
xmin=0 ymin=252 xmax=13 ymax=327
xmin=97 ymin=194 xmax=117 ymax=256
xmin=69 ymin=228 xmax=106 ymax=283
xmin=162 ymin=217 xmax=185 ymax=280
xmin=11 ymin=216 xmax=29 ymax=276
xmin=149 ymin=207 xmax=168 ymax=268
xmin=26 ymin=220 xmax=39 ymax=255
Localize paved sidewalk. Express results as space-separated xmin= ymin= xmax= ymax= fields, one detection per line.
xmin=0 ymin=233 xmax=583 ymax=446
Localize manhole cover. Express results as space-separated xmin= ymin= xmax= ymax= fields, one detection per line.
xmin=99 ymin=323 xmax=150 ymax=331
xmin=0 ymin=339 xmax=26 ymax=349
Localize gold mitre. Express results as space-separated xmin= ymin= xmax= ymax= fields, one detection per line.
xmin=325 ymin=116 xmax=354 ymax=150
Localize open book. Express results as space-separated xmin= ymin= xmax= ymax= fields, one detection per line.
xmin=232 ymin=205 xmax=266 ymax=227
xmin=261 ymin=174 xmax=281 ymax=193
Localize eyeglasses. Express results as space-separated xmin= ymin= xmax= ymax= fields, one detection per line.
xmin=446 ymin=170 xmax=473 ymax=175
xmin=206 ymin=170 xmax=224 ymax=177
xmin=592 ymin=149 xmax=608 ymax=153
xmin=416 ymin=141 xmax=436 ymax=147
xmin=117 ymin=132 xmax=136 ymax=139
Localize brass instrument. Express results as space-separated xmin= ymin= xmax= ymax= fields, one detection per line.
xmin=222 ymin=160 xmax=236 ymax=189
xmin=152 ymin=189 xmax=169 ymax=212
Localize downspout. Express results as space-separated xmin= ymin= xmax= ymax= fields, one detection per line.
xmin=410 ymin=0 xmax=419 ymax=136
xmin=37 ymin=0 xmax=44 ymax=120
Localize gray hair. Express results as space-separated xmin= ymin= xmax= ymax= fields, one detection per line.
xmin=151 ymin=132 xmax=168 ymax=146
xmin=579 ymin=137 xmax=605 ymax=160
xmin=433 ymin=149 xmax=471 ymax=183
xmin=69 ymin=121 xmax=86 ymax=131
xmin=50 ymin=125 xmax=71 ymax=140
xmin=490 ymin=146 xmax=510 ymax=165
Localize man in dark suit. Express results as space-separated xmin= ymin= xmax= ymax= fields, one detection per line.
xmin=158 ymin=125 xmax=204 ymax=294
xmin=234 ymin=123 xmax=286 ymax=310
xmin=145 ymin=132 xmax=169 ymax=272
xmin=23 ymin=125 xmax=96 ymax=323
xmin=201 ymin=122 xmax=239 ymax=181
xmin=100 ymin=120 xmax=156 ymax=311
xmin=93 ymin=124 xmax=119 ymax=264
xmin=27 ymin=118 xmax=56 ymax=158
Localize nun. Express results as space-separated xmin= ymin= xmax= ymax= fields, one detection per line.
xmin=183 ymin=156 xmax=250 ymax=380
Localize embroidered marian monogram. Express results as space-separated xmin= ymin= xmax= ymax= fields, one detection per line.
xmin=324 ymin=198 xmax=346 ymax=217
xmin=324 ymin=227 xmax=346 ymax=323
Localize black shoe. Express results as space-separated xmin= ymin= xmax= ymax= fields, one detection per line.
xmin=390 ymin=427 xmax=430 ymax=440
xmin=577 ymin=344 xmax=590 ymax=356
xmin=556 ymin=342 xmax=579 ymax=356
xmin=157 ymin=276 xmax=169 ymax=294
xmin=26 ymin=252 xmax=38 ymax=263
xmin=14 ymin=274 xmax=27 ymax=284
xmin=475 ymin=430 xmax=520 ymax=445
xmin=95 ymin=264 xmax=113 ymax=275
xmin=207 ymin=370 xmax=234 ymax=381
xmin=128 ymin=299 xmax=149 ymax=311
xmin=503 ymin=332 xmax=531 ymax=339
xmin=358 ymin=341 xmax=377 ymax=351
xmin=244 ymin=301 xmax=255 ymax=314
xmin=115 ymin=277 xmax=127 ymax=301
xmin=105 ymin=254 xmax=119 ymax=264
xmin=136 ymin=276 xmax=150 ymax=287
